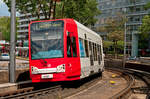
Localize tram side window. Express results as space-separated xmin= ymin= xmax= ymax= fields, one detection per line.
xmin=95 ymin=44 xmax=98 ymax=61
xmin=99 ymin=45 xmax=102 ymax=61
xmin=89 ymin=41 xmax=92 ymax=51
xmin=79 ymin=38 xmax=85 ymax=57
xmin=97 ymin=44 xmax=101 ymax=65
xmin=93 ymin=43 xmax=95 ymax=61
xmin=84 ymin=40 xmax=89 ymax=57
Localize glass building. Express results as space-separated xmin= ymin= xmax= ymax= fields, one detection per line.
xmin=95 ymin=0 xmax=150 ymax=57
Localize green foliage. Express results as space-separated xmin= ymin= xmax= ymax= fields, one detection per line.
xmin=144 ymin=2 xmax=150 ymax=10
xmin=0 ymin=17 xmax=10 ymax=41
xmin=137 ymin=2 xmax=150 ymax=56
xmin=139 ymin=1 xmax=150 ymax=38
xmin=98 ymin=13 xmax=126 ymax=42
xmin=138 ymin=15 xmax=150 ymax=51
xmin=103 ymin=41 xmax=124 ymax=50
xmin=98 ymin=13 xmax=126 ymax=57
xmin=139 ymin=15 xmax=150 ymax=40
xmin=4 ymin=0 xmax=56 ymax=20
xmin=103 ymin=40 xmax=124 ymax=54
xmin=106 ymin=14 xmax=126 ymax=42
xmin=103 ymin=41 xmax=113 ymax=49
xmin=0 ymin=17 xmax=18 ymax=41
xmin=56 ymin=0 xmax=100 ymax=26
xmin=117 ymin=41 xmax=124 ymax=50
xmin=4 ymin=0 xmax=100 ymax=26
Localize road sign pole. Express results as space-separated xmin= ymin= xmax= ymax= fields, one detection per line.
xmin=9 ymin=0 xmax=16 ymax=83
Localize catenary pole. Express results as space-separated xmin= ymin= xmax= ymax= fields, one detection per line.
xmin=9 ymin=0 xmax=16 ymax=83
xmin=123 ymin=17 xmax=127 ymax=68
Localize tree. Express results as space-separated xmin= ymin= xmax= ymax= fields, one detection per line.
xmin=56 ymin=0 xmax=100 ymax=26
xmin=103 ymin=41 xmax=113 ymax=54
xmin=0 ymin=17 xmax=10 ymax=41
xmin=138 ymin=15 xmax=150 ymax=51
xmin=0 ymin=17 xmax=18 ymax=41
xmin=103 ymin=40 xmax=124 ymax=55
xmin=4 ymin=0 xmax=100 ymax=26
xmin=97 ymin=13 xmax=126 ymax=58
xmin=139 ymin=15 xmax=150 ymax=39
xmin=4 ymin=0 xmax=58 ymax=21
xmin=144 ymin=2 xmax=150 ymax=10
xmin=138 ymin=2 xmax=150 ymax=53
xmin=139 ymin=2 xmax=150 ymax=38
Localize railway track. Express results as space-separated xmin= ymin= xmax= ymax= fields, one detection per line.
xmin=126 ymin=68 xmax=150 ymax=99
xmin=107 ymin=67 xmax=150 ymax=99
xmin=1 ymin=85 xmax=61 ymax=99
xmin=0 ymin=74 xmax=101 ymax=99
xmin=1 ymin=67 xmax=149 ymax=99
xmin=107 ymin=68 xmax=135 ymax=99
xmin=64 ymin=69 xmax=134 ymax=99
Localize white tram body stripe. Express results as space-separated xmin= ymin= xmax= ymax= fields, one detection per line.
xmin=75 ymin=20 xmax=104 ymax=79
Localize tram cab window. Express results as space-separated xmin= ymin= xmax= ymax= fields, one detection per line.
xmin=79 ymin=38 xmax=85 ymax=57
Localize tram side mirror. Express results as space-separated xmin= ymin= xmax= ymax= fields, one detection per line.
xmin=67 ymin=31 xmax=71 ymax=37
xmin=67 ymin=31 xmax=74 ymax=38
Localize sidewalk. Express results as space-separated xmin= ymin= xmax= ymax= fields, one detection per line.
xmin=0 ymin=83 xmax=17 ymax=93
xmin=0 ymin=80 xmax=32 ymax=94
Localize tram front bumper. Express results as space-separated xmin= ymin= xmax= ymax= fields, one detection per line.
xmin=31 ymin=64 xmax=65 ymax=74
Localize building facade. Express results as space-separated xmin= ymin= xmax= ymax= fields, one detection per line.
xmin=17 ymin=0 xmax=60 ymax=46
xmin=95 ymin=0 xmax=150 ymax=57
xmin=17 ymin=13 xmax=48 ymax=47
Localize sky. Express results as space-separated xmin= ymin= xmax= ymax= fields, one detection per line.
xmin=0 ymin=0 xmax=10 ymax=16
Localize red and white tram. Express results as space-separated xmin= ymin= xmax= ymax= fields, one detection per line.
xmin=28 ymin=19 xmax=104 ymax=82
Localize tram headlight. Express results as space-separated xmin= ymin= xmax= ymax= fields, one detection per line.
xmin=57 ymin=64 xmax=65 ymax=73
xmin=31 ymin=66 xmax=39 ymax=74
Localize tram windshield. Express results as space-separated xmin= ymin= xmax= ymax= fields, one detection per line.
xmin=30 ymin=20 xmax=64 ymax=59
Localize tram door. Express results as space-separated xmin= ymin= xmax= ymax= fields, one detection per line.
xmin=89 ymin=41 xmax=94 ymax=66
xmin=66 ymin=24 xmax=81 ymax=78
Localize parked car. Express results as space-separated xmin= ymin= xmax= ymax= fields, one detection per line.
xmin=1 ymin=53 xmax=10 ymax=59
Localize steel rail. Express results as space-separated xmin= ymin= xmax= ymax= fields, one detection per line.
xmin=106 ymin=68 xmax=135 ymax=99
xmin=1 ymin=85 xmax=61 ymax=99
xmin=107 ymin=67 xmax=150 ymax=99
xmin=125 ymin=68 xmax=150 ymax=99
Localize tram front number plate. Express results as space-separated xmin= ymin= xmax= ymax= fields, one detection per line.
xmin=41 ymin=74 xmax=53 ymax=79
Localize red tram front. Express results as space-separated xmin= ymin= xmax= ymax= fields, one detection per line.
xmin=28 ymin=19 xmax=81 ymax=82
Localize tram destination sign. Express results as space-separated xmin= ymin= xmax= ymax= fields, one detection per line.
xmin=31 ymin=20 xmax=64 ymax=31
